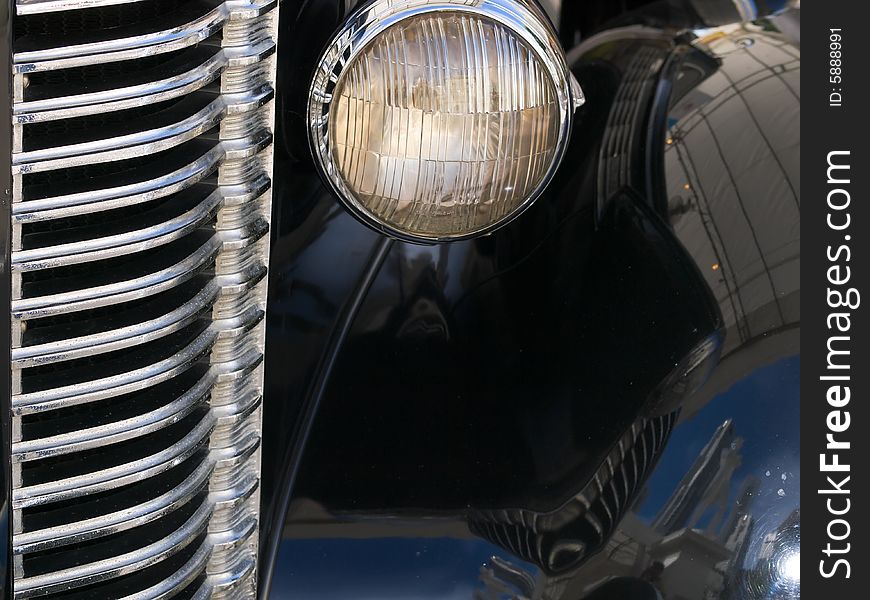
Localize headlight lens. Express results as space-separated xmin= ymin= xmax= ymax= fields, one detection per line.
xmin=310 ymin=0 xmax=583 ymax=242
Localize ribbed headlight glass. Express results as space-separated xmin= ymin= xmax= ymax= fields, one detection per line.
xmin=310 ymin=0 xmax=583 ymax=242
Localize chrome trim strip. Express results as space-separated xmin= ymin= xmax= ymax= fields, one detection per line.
xmin=14 ymin=146 xmax=223 ymax=222
xmin=13 ymin=352 xmax=262 ymax=461
xmin=13 ymin=41 xmax=276 ymax=124
xmin=200 ymin=557 xmax=257 ymax=598
xmin=17 ymin=0 xmax=152 ymax=17
xmin=12 ymin=190 xmax=225 ymax=271
xmin=211 ymin=471 xmax=259 ymax=510
xmin=13 ymin=282 xmax=220 ymax=368
xmin=13 ymin=0 xmax=278 ymax=73
xmin=13 ymin=460 xmax=215 ymax=553
xmin=13 ymin=308 xmax=264 ymax=415
xmin=13 ymin=502 xmax=214 ymax=598
xmin=118 ymin=541 xmax=213 ymax=600
xmin=18 ymin=51 xmax=226 ymax=123
xmin=12 ymin=237 xmax=222 ymax=319
xmin=13 ymin=133 xmax=269 ymax=223
xmin=209 ymin=516 xmax=257 ymax=553
xmin=15 ymin=440 xmax=260 ymax=556
xmin=211 ymin=427 xmax=260 ymax=468
xmin=13 ymin=86 xmax=272 ymax=174
xmin=12 ymin=237 xmax=266 ymax=320
xmin=13 ymin=414 xmax=216 ymax=509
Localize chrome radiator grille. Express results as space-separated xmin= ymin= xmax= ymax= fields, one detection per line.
xmin=9 ymin=0 xmax=278 ymax=597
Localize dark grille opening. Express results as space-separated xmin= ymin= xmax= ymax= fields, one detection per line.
xmin=23 ymin=88 xmax=221 ymax=151
xmin=23 ymin=153 xmax=153 ymax=191
xmin=20 ymin=217 xmax=217 ymax=285
xmin=23 ymin=448 xmax=210 ymax=532
xmin=21 ymin=408 xmax=211 ymax=487
xmin=22 ymin=181 xmax=217 ymax=246
xmin=25 ymin=36 xmax=221 ymax=97
xmin=32 ymin=532 xmax=209 ymax=600
xmin=21 ymin=134 xmax=220 ymax=201
xmin=23 ymin=490 xmax=209 ymax=576
xmin=21 ymin=229 xmax=216 ymax=297
xmin=169 ymin=575 xmax=210 ymax=600
xmin=22 ymin=274 xmax=215 ymax=348
xmin=14 ymin=0 xmax=216 ymax=48
xmin=22 ymin=363 xmax=210 ymax=437
xmin=21 ymin=318 xmax=212 ymax=394
xmin=24 ymin=194 xmax=171 ymax=237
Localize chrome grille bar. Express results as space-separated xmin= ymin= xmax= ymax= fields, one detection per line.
xmin=14 ymin=0 xmax=275 ymax=73
xmin=10 ymin=0 xmax=277 ymax=597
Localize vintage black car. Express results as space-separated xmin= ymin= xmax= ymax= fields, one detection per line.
xmin=0 ymin=0 xmax=800 ymax=598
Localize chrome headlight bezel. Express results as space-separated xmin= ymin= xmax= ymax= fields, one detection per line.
xmin=308 ymin=0 xmax=585 ymax=243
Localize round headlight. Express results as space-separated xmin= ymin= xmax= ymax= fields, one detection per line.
xmin=309 ymin=0 xmax=584 ymax=242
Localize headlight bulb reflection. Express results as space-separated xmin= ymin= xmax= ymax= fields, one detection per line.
xmin=777 ymin=550 xmax=800 ymax=582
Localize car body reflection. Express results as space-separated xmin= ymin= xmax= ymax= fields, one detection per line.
xmin=264 ymin=14 xmax=800 ymax=600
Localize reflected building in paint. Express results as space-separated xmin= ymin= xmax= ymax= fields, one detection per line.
xmin=664 ymin=19 xmax=801 ymax=425
xmin=652 ymin=419 xmax=738 ymax=535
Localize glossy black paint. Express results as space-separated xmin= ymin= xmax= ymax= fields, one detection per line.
xmin=1 ymin=0 xmax=13 ymax=594
xmin=255 ymin=0 xmax=803 ymax=597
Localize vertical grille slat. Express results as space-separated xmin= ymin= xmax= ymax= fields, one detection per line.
xmin=10 ymin=0 xmax=278 ymax=597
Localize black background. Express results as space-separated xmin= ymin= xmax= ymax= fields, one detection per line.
xmin=803 ymin=1 xmax=868 ymax=596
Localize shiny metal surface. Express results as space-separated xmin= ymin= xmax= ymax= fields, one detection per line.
xmin=9 ymin=0 xmax=278 ymax=596
xmin=13 ymin=87 xmax=273 ymax=174
xmin=15 ymin=502 xmax=214 ymax=597
xmin=14 ymin=40 xmax=275 ymax=123
xmin=0 ymin=0 xmax=13 ymax=595
xmin=12 ymin=191 xmax=225 ymax=270
xmin=12 ymin=461 xmax=215 ymax=553
xmin=16 ymin=0 xmax=153 ymax=16
xmin=11 ymin=282 xmax=221 ymax=368
xmin=14 ymin=0 xmax=277 ymax=73
xmin=307 ymin=0 xmax=584 ymax=242
xmin=11 ymin=134 xmax=270 ymax=223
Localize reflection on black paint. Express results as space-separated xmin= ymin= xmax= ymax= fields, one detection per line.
xmin=263 ymin=12 xmax=800 ymax=600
